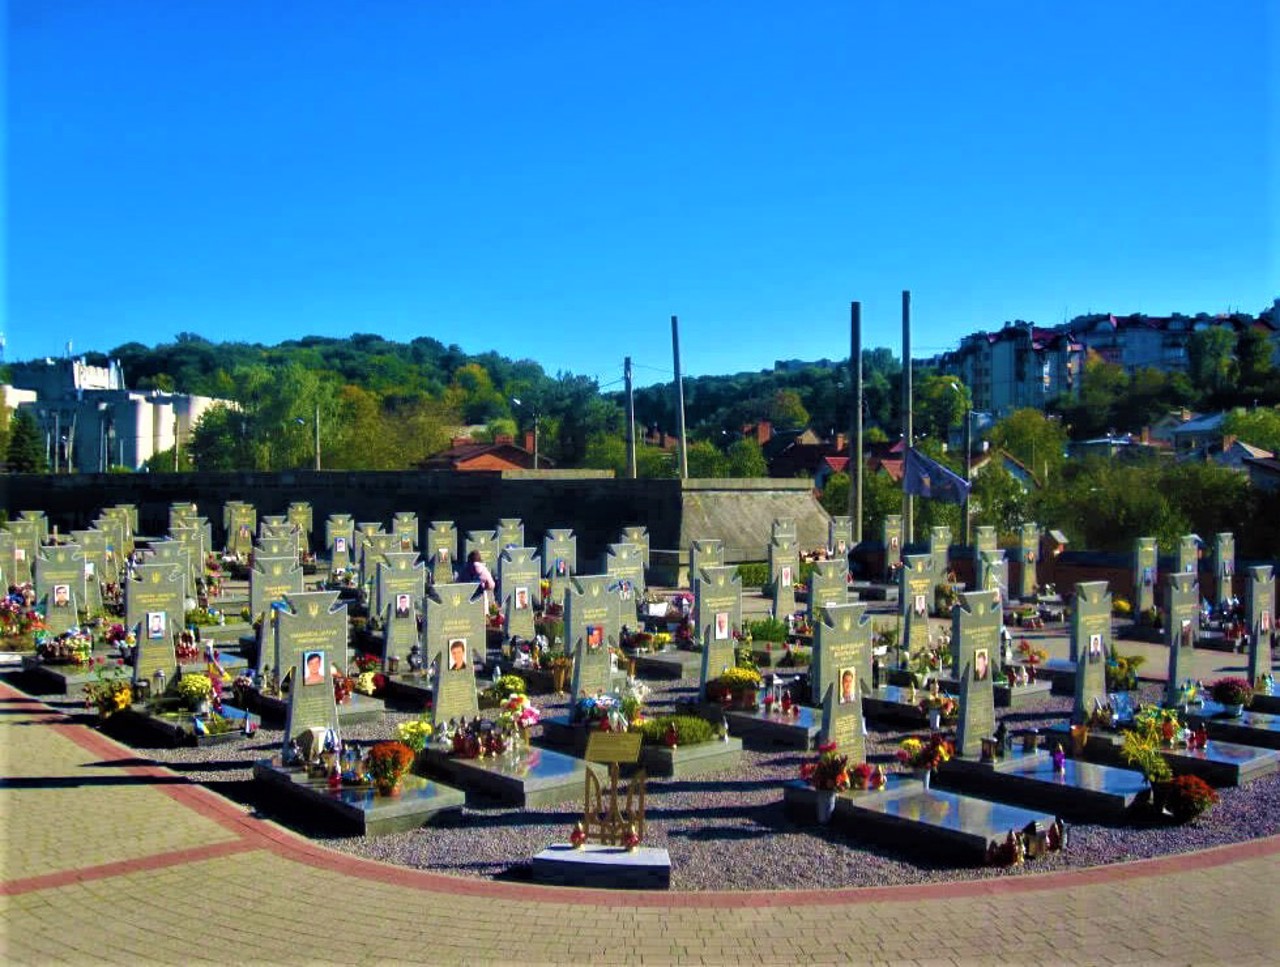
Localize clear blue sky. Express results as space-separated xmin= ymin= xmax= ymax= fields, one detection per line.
xmin=7 ymin=1 xmax=1275 ymax=389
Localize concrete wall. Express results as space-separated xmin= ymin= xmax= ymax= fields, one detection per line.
xmin=0 ymin=472 xmax=829 ymax=583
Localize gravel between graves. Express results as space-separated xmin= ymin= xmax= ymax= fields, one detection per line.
xmin=27 ymin=677 xmax=1280 ymax=892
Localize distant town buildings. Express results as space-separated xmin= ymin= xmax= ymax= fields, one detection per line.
xmin=927 ymin=308 xmax=1279 ymax=418
xmin=3 ymin=357 xmax=226 ymax=472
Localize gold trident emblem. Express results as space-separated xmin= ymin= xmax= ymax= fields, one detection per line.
xmin=451 ymin=593 xmax=462 ymax=608
xmin=841 ymin=617 xmax=851 ymax=631
xmin=307 ymin=602 xmax=320 ymax=617
xmin=150 ymin=571 xmax=161 ymax=584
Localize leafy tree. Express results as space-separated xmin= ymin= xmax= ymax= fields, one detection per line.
xmin=819 ymin=471 xmax=849 ymax=518
xmin=968 ymin=462 xmax=1028 ymax=538
xmin=988 ymin=409 xmax=1068 ymax=483
xmin=914 ymin=374 xmax=969 ymax=443
xmin=6 ymin=410 xmax=48 ymax=472
xmin=861 ymin=465 xmax=903 ymax=539
xmin=686 ymin=439 xmax=728 ymax=477
xmin=1235 ymin=327 xmax=1274 ymax=397
xmin=765 ymin=389 xmax=810 ymax=429
xmin=1187 ymin=327 xmax=1236 ymax=397
xmin=1053 ymin=354 xmax=1128 ymax=439
xmin=1222 ymin=408 xmax=1280 ymax=454
xmin=725 ymin=438 xmax=767 ymax=477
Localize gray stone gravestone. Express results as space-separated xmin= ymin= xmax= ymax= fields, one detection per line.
xmin=818 ymin=680 xmax=866 ymax=764
xmin=811 ymin=602 xmax=873 ymax=708
xmin=570 ymin=632 xmax=612 ymax=701
xmin=249 ymin=555 xmax=304 ymax=634
xmin=392 ymin=512 xmax=419 ymax=551
xmin=223 ymin=502 xmax=257 ymax=557
xmin=1164 ymin=572 xmax=1200 ymax=706
xmin=541 ymin=528 xmax=577 ymax=608
xmin=326 ymin=514 xmax=355 ymax=573
xmin=1135 ymin=538 xmax=1158 ymax=616
xmin=807 ymin=558 xmax=849 ymax=619
xmin=425 ymin=582 xmax=485 ymax=726
xmin=255 ymin=535 xmax=295 ymax=560
xmin=169 ymin=502 xmax=199 ymax=534
xmin=463 ymin=530 xmax=497 ymax=565
xmin=902 ymin=553 xmax=934 ymax=657
xmin=882 ymin=514 xmax=904 ymax=579
xmin=41 ymin=583 xmax=80 ymax=636
xmin=695 ymin=568 xmax=742 ymax=701
xmin=127 ymin=561 xmax=185 ymax=686
xmin=928 ymin=526 xmax=953 ymax=612
xmin=71 ymin=529 xmax=107 ymax=614
xmin=498 ymin=546 xmax=540 ymax=641
xmin=1017 ymin=524 xmax=1040 ymax=599
xmin=772 ymin=517 xmax=797 ymax=545
xmin=359 ymin=531 xmax=395 ymax=591
xmin=382 ymin=598 xmax=419 ymax=663
xmin=92 ymin=515 xmax=126 ymax=578
xmin=278 ymin=591 xmax=346 ymax=747
xmin=1247 ymin=565 xmax=1274 ymax=686
xmin=564 ymin=575 xmax=620 ymax=657
xmin=978 ymin=550 xmax=1007 ymax=608
xmin=18 ymin=510 xmax=50 ymax=542
xmin=34 ymin=543 xmax=86 ymax=619
xmin=768 ymin=537 xmax=798 ymax=618
xmin=287 ymin=502 xmax=313 ymax=549
xmin=604 ymin=540 xmax=645 ymax=601
xmin=828 ymin=516 xmax=853 ymax=558
xmin=495 ymin=518 xmax=524 ymax=552
xmin=1072 ymin=581 xmax=1112 ymax=721
xmin=952 ymin=589 xmax=1001 ymax=758
xmin=1176 ymin=534 xmax=1200 ymax=576
xmin=6 ymin=519 xmax=39 ymax=584
xmin=0 ymin=530 xmax=10 ymax=586
xmin=375 ymin=551 xmax=426 ymax=622
xmin=688 ymin=539 xmax=724 ymax=589
xmin=426 ymin=521 xmax=459 ymax=583
xmin=974 ymin=526 xmax=997 ymax=557
xmin=619 ymin=526 xmax=650 ymax=572
xmin=1214 ymin=532 xmax=1235 ymax=605
xmin=103 ymin=505 xmax=138 ymax=557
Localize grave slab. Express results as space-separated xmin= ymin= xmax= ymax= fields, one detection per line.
xmin=640 ymin=736 xmax=744 ymax=778
xmin=421 ymin=746 xmax=604 ymax=808
xmin=860 ymin=684 xmax=928 ymax=724
xmin=831 ymin=777 xmax=1062 ymax=864
xmin=531 ymin=844 xmax=671 ymax=890
xmin=723 ymin=705 xmax=819 ymax=749
xmin=632 ymin=649 xmax=702 ymax=680
xmin=111 ymin=704 xmax=261 ymax=748
xmin=247 ymin=689 xmax=385 ymax=726
xmin=939 ymin=750 xmax=1146 ymax=822
xmin=781 ymin=774 xmax=923 ymax=824
xmin=253 ymin=758 xmax=464 ymax=836
xmin=1186 ymin=702 xmax=1280 ymax=750
xmin=1044 ymin=723 xmax=1279 ymax=786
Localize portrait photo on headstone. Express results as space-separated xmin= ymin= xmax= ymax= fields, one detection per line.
xmin=1089 ymin=633 xmax=1104 ymax=660
xmin=147 ymin=611 xmax=166 ymax=640
xmin=587 ymin=625 xmax=603 ymax=650
xmin=914 ymin=594 xmax=927 ymax=618
xmin=53 ymin=584 xmax=70 ymax=608
xmin=515 ymin=586 xmax=530 ymax=610
xmin=839 ymin=667 xmax=856 ymax=704
xmin=781 ymin=565 xmax=792 ymax=586
xmin=448 ymin=638 xmax=468 ymax=670
xmin=974 ymin=647 xmax=990 ymax=681
xmin=714 ymin=611 xmax=730 ymax=641
xmin=334 ymin=536 xmax=347 ymax=554
xmin=395 ymin=593 xmax=411 ymax=617
xmin=303 ymin=650 xmax=325 ymax=686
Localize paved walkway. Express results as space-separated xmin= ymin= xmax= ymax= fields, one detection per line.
xmin=2 ymin=681 xmax=1278 ymax=966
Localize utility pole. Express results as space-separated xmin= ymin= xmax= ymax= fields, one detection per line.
xmin=624 ymin=356 xmax=637 ymax=479
xmin=849 ymin=301 xmax=863 ymax=542
xmin=314 ymin=401 xmax=321 ymax=471
xmin=902 ymin=290 xmax=914 ymax=544
xmin=672 ymin=315 xmax=689 ymax=479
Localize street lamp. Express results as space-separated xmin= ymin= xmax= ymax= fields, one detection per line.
xmin=511 ymin=398 xmax=539 ymax=469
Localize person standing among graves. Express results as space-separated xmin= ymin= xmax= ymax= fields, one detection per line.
xmin=462 ymin=550 xmax=496 ymax=610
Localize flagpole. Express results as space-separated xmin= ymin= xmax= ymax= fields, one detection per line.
xmin=849 ymin=301 xmax=863 ymax=543
xmin=901 ymin=290 xmax=913 ymax=545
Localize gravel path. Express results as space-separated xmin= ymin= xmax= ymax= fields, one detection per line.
xmin=25 ymin=675 xmax=1280 ymax=892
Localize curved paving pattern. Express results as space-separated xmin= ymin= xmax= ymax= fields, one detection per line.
xmin=2 ymin=681 xmax=1278 ymax=966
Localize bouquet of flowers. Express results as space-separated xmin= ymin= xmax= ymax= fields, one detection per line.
xmin=897 ymin=734 xmax=954 ymax=771
xmin=175 ymin=672 xmax=214 ymax=710
xmin=1209 ymin=676 xmax=1253 ymax=708
xmin=353 ymin=653 xmax=382 ymax=674
xmin=395 ymin=716 xmax=434 ymax=754
xmin=799 ymin=741 xmax=850 ymax=791
xmin=498 ymin=693 xmax=542 ymax=734
xmin=83 ymin=657 xmax=132 ymax=717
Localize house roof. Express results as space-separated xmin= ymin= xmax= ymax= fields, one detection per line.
xmin=417 ymin=439 xmax=548 ymax=471
xmin=1171 ymin=412 xmax=1226 ymax=436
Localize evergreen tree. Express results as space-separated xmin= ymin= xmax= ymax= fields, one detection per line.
xmin=6 ymin=410 xmax=48 ymax=472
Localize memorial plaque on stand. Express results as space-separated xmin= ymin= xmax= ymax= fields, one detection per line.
xmin=953 ymin=589 xmax=1000 ymax=757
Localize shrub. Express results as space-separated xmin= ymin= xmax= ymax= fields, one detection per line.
xmin=1209 ymin=677 xmax=1253 ymax=707
xmin=1167 ymin=774 xmax=1219 ymax=823
xmin=735 ymin=563 xmax=770 ymax=588
xmin=747 ymin=616 xmax=789 ymax=643
xmin=637 ymin=714 xmax=717 ymax=746
xmin=715 ymin=667 xmax=763 ymax=690
xmin=490 ymin=674 xmax=528 ymax=701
